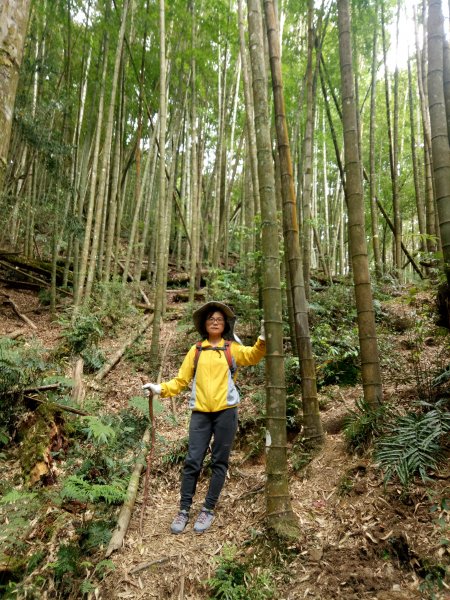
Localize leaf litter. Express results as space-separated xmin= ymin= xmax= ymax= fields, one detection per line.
xmin=0 ymin=286 xmax=449 ymax=599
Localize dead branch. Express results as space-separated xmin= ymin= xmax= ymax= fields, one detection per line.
xmin=6 ymin=328 xmax=27 ymax=339
xmin=105 ymin=427 xmax=151 ymax=557
xmin=94 ymin=314 xmax=154 ymax=381
xmin=24 ymin=395 xmax=91 ymax=416
xmin=1 ymin=293 xmax=38 ymax=329
xmin=128 ymin=554 xmax=179 ymax=574
xmin=5 ymin=383 xmax=61 ymax=395
xmin=106 ymin=325 xmax=173 ymax=556
xmin=135 ymin=302 xmax=154 ymax=311
xmin=0 ymin=259 xmax=73 ymax=296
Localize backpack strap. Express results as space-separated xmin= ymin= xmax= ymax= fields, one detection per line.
xmin=223 ymin=341 xmax=232 ymax=369
xmin=193 ymin=340 xmax=238 ymax=381
xmin=193 ymin=341 xmax=203 ymax=374
xmin=224 ymin=341 xmax=239 ymax=383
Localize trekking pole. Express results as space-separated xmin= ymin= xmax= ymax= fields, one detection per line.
xmin=139 ymin=329 xmax=174 ymax=536
xmin=139 ymin=387 xmax=156 ymax=535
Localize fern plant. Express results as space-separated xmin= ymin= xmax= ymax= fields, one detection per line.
xmin=80 ymin=416 xmax=116 ymax=445
xmin=0 ymin=339 xmax=47 ymax=442
xmin=375 ymin=400 xmax=450 ymax=487
xmin=59 ymin=312 xmax=103 ymax=355
xmin=60 ymin=474 xmax=126 ymax=505
xmin=343 ymin=397 xmax=389 ymax=452
xmin=207 ymin=545 xmax=275 ymax=600
xmin=80 ymin=347 xmax=105 ymax=373
xmin=90 ymin=278 xmax=137 ymax=329
xmin=161 ymin=436 xmax=189 ymax=466
xmin=0 ymin=338 xmax=46 ymax=394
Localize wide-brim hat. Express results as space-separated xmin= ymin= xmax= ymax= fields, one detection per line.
xmin=192 ymin=301 xmax=239 ymax=341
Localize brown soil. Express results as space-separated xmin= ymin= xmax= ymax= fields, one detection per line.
xmin=1 ymin=285 xmax=449 ymax=600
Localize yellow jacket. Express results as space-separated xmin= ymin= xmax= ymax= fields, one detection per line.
xmin=160 ymin=338 xmax=266 ymax=412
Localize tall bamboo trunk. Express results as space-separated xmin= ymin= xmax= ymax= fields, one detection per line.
xmin=0 ymin=0 xmax=32 ymax=192
xmin=188 ymin=4 xmax=200 ymax=305
xmin=414 ymin=4 xmax=438 ymax=253
xmin=247 ymin=0 xmax=299 ymax=540
xmin=237 ymin=0 xmax=260 ymax=220
xmin=300 ymin=0 xmax=316 ymax=299
xmin=263 ymin=0 xmax=323 ymax=447
xmin=428 ymin=0 xmax=450 ymax=283
xmin=74 ymin=30 xmax=109 ymax=308
xmin=381 ymin=4 xmax=400 ymax=275
xmin=369 ymin=20 xmax=382 ymax=278
xmin=392 ymin=0 xmax=402 ymax=275
xmin=338 ymin=0 xmax=383 ymax=409
xmin=150 ymin=0 xmax=168 ymax=364
xmin=407 ymin=57 xmax=427 ymax=253
xmin=83 ymin=0 xmax=130 ymax=303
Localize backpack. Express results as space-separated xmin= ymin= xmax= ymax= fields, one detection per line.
xmin=193 ymin=341 xmax=239 ymax=382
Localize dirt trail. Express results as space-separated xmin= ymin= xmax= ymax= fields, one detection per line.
xmin=99 ymin=413 xmax=436 ymax=599
xmin=1 ymin=287 xmax=448 ymax=599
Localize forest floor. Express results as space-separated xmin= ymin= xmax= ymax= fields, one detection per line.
xmin=1 ymin=282 xmax=449 ymax=599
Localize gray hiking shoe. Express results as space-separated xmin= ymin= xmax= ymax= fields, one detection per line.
xmin=193 ymin=508 xmax=215 ymax=533
xmin=170 ymin=510 xmax=189 ymax=534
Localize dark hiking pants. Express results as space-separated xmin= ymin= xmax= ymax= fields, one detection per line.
xmin=180 ymin=407 xmax=238 ymax=512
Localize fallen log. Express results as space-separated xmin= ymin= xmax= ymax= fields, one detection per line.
xmin=105 ymin=428 xmax=151 ymax=557
xmin=0 ymin=260 xmax=73 ymax=296
xmin=166 ymin=289 xmax=206 ymax=303
xmin=135 ymin=303 xmax=154 ymax=311
xmin=0 ymin=276 xmax=41 ymax=291
xmin=106 ymin=322 xmax=172 ymax=556
xmin=22 ymin=383 xmax=61 ymax=393
xmin=1 ymin=254 xmax=73 ymax=284
xmin=24 ymin=395 xmax=91 ymax=416
xmin=5 ymin=383 xmax=65 ymax=396
xmin=1 ymin=294 xmax=38 ymax=329
xmin=94 ymin=314 xmax=154 ymax=381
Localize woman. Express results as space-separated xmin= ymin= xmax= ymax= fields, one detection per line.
xmin=143 ymin=301 xmax=265 ymax=534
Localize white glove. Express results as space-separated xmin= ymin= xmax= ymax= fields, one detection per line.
xmin=142 ymin=383 xmax=161 ymax=396
xmin=259 ymin=319 xmax=265 ymax=341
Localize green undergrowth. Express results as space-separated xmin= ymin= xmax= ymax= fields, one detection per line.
xmin=206 ymin=544 xmax=275 ymax=599
xmin=0 ymin=403 xmax=149 ymax=598
xmin=55 ymin=279 xmax=139 ymax=371
xmin=204 ymin=520 xmax=311 ymax=600
xmin=2 ymin=278 xmax=448 ymax=597
xmin=342 ymin=282 xmax=450 ymax=493
xmin=0 ymin=337 xmax=48 ymax=444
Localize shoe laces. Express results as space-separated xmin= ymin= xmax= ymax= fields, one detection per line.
xmin=197 ymin=509 xmax=212 ymax=524
xmin=174 ymin=511 xmax=188 ymax=524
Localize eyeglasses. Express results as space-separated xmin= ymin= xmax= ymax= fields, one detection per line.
xmin=207 ymin=317 xmax=225 ymax=323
